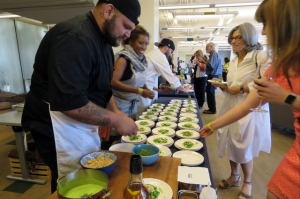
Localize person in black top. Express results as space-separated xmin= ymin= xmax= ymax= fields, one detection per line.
xmin=22 ymin=0 xmax=141 ymax=193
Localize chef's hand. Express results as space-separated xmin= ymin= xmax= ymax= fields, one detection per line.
xmin=112 ymin=116 xmax=138 ymax=136
xmin=225 ymin=86 xmax=240 ymax=95
xmin=199 ymin=125 xmax=214 ymax=138
xmin=253 ymin=78 xmax=289 ymax=105
xmin=142 ymin=89 xmax=155 ymax=99
xmin=177 ymin=86 xmax=189 ymax=93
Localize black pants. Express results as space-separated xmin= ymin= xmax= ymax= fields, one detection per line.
xmin=206 ymin=74 xmax=220 ymax=112
xmin=30 ymin=129 xmax=58 ymax=193
xmin=194 ymin=77 xmax=207 ymax=108
xmin=222 ymin=72 xmax=227 ymax=82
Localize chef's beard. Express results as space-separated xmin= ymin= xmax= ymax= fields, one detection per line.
xmin=103 ymin=15 xmax=126 ymax=47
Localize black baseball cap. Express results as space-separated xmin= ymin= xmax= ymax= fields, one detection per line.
xmin=98 ymin=0 xmax=141 ymax=25
xmin=154 ymin=38 xmax=175 ymax=51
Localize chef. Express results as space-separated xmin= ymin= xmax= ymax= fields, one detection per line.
xmin=22 ymin=0 xmax=140 ymax=193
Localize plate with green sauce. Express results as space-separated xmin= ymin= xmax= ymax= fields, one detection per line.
xmin=181 ymin=108 xmax=197 ymax=113
xmin=175 ymin=130 xmax=200 ymax=139
xmin=156 ymin=121 xmax=177 ymax=129
xmin=135 ymin=120 xmax=155 ymax=128
xmin=152 ymin=127 xmax=175 ymax=138
xmin=139 ymin=115 xmax=158 ymax=121
xmin=144 ymin=178 xmax=173 ymax=199
xmin=158 ymin=116 xmax=177 ymax=122
xmin=147 ymin=135 xmax=174 ymax=147
xmin=174 ymin=139 xmax=203 ymax=151
xmin=160 ymin=111 xmax=177 ymax=116
xmin=137 ymin=126 xmax=151 ymax=135
xmin=179 ymin=117 xmax=199 ymax=123
xmin=121 ymin=134 xmax=147 ymax=145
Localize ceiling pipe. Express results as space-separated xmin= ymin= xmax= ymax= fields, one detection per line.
xmin=171 ymin=10 xmax=239 ymax=16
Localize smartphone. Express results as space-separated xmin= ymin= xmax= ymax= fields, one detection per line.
xmin=254 ymin=77 xmax=265 ymax=87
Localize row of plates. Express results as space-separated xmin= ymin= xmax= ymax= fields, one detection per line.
xmin=139 ymin=115 xmax=199 ymax=123
xmin=135 ymin=120 xmax=200 ymax=131
xmin=138 ymin=127 xmax=200 ymax=139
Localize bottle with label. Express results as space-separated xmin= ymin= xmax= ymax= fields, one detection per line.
xmin=123 ymin=155 xmax=149 ymax=199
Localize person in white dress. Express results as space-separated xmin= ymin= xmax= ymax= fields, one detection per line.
xmin=208 ymin=22 xmax=271 ymax=199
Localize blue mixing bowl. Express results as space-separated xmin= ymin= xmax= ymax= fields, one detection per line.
xmin=132 ymin=144 xmax=160 ymax=165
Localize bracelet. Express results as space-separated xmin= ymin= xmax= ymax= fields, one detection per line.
xmin=207 ymin=123 xmax=214 ymax=132
xmin=138 ymin=88 xmax=143 ymax=95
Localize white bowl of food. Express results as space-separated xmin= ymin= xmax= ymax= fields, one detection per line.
xmin=179 ymin=113 xmax=198 ymax=118
xmin=142 ymin=111 xmax=159 ymax=116
xmin=139 ymin=115 xmax=158 ymax=121
xmin=176 ymin=129 xmax=200 ymax=139
xmin=152 ymin=103 xmax=165 ymax=107
xmin=179 ymin=117 xmax=199 ymax=123
xmin=149 ymin=105 xmax=164 ymax=110
xmin=178 ymin=122 xmax=200 ymax=131
xmin=181 ymin=108 xmax=197 ymax=113
xmin=147 ymin=135 xmax=174 ymax=147
xmin=137 ymin=126 xmax=151 ymax=135
xmin=160 ymin=111 xmax=177 ymax=116
xmin=121 ymin=134 xmax=147 ymax=145
xmin=147 ymin=108 xmax=160 ymax=113
xmin=135 ymin=120 xmax=155 ymax=128
xmin=164 ymin=108 xmax=179 ymax=113
xmin=182 ymin=104 xmax=197 ymax=108
xmin=152 ymin=127 xmax=175 ymax=137
xmin=158 ymin=116 xmax=178 ymax=122
xmin=156 ymin=121 xmax=177 ymax=129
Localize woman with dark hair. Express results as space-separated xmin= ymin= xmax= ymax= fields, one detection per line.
xmin=222 ymin=57 xmax=230 ymax=82
xmin=205 ymin=22 xmax=271 ymax=199
xmin=200 ymin=0 xmax=300 ymax=198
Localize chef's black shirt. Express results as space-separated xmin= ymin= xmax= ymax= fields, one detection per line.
xmin=22 ymin=11 xmax=114 ymax=137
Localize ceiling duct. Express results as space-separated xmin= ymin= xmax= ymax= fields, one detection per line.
xmin=172 ymin=10 xmax=239 ymax=17
xmin=0 ymin=0 xmax=95 ymax=24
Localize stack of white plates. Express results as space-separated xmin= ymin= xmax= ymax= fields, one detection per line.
xmin=147 ymin=135 xmax=174 ymax=147
xmin=181 ymin=108 xmax=197 ymax=113
xmin=135 ymin=120 xmax=155 ymax=128
xmin=109 ymin=143 xmax=135 ymax=153
xmin=160 ymin=111 xmax=177 ymax=116
xmin=179 ymin=113 xmax=198 ymax=118
xmin=121 ymin=134 xmax=147 ymax=145
xmin=155 ymin=145 xmax=172 ymax=157
xmin=137 ymin=126 xmax=151 ymax=135
xmin=158 ymin=116 xmax=178 ymax=122
xmin=142 ymin=111 xmax=159 ymax=116
xmin=174 ymin=139 xmax=203 ymax=151
xmin=139 ymin=115 xmax=158 ymax=121
xmin=152 ymin=127 xmax=176 ymax=138
xmin=179 ymin=117 xmax=199 ymax=123
xmin=173 ymin=150 xmax=204 ymax=166
xmin=176 ymin=130 xmax=200 ymax=139
xmin=156 ymin=121 xmax=177 ymax=129
xmin=178 ymin=122 xmax=200 ymax=131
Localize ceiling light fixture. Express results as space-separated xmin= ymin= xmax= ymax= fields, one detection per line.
xmin=0 ymin=14 xmax=21 ymax=18
xmin=215 ymin=2 xmax=261 ymax=7
xmin=159 ymin=4 xmax=210 ymax=10
xmin=218 ymin=16 xmax=224 ymax=26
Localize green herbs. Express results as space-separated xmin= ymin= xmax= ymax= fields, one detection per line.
xmin=187 ymin=105 xmax=194 ymax=108
xmin=129 ymin=135 xmax=141 ymax=141
xmin=152 ymin=109 xmax=158 ymax=112
xmin=163 ymin=117 xmax=171 ymax=121
xmin=182 ymin=131 xmax=192 ymax=137
xmin=182 ymin=124 xmax=195 ymax=129
xmin=143 ymin=116 xmax=152 ymax=119
xmin=166 ymin=109 xmax=174 ymax=112
xmin=145 ymin=184 xmax=160 ymax=199
xmin=158 ymin=129 xmax=169 ymax=134
xmin=139 ymin=121 xmax=149 ymax=126
xmin=146 ymin=112 xmax=155 ymax=115
xmin=138 ymin=127 xmax=145 ymax=132
xmin=137 ymin=148 xmax=152 ymax=156
xmin=153 ymin=138 xmax=168 ymax=144
xmin=164 ymin=112 xmax=172 ymax=115
xmin=183 ymin=117 xmax=193 ymax=122
xmin=161 ymin=123 xmax=171 ymax=127
xmin=183 ymin=141 xmax=194 ymax=148
xmin=186 ymin=108 xmax=193 ymax=113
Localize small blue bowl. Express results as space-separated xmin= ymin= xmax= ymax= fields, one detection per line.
xmin=132 ymin=144 xmax=160 ymax=165
xmin=80 ymin=151 xmax=117 ymax=175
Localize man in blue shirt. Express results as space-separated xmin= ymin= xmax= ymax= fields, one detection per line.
xmin=203 ymin=42 xmax=222 ymax=114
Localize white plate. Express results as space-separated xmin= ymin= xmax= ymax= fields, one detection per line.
xmin=174 ymin=139 xmax=203 ymax=151
xmin=139 ymin=115 xmax=158 ymax=121
xmin=152 ymin=127 xmax=175 ymax=138
xmin=172 ymin=150 xmax=204 ymax=166
xmin=160 ymin=111 xmax=177 ymax=116
xmin=135 ymin=120 xmax=155 ymax=128
xmin=155 ymin=145 xmax=172 ymax=157
xmin=183 ymin=99 xmax=196 ymax=103
xmin=144 ymin=178 xmax=173 ymax=199
xmin=147 ymin=108 xmax=161 ymax=113
xmin=156 ymin=121 xmax=177 ymax=129
xmin=182 ymin=104 xmax=197 ymax=108
xmin=142 ymin=111 xmax=159 ymax=116
xmin=208 ymin=80 xmax=228 ymax=85
xmin=150 ymin=105 xmax=164 ymax=110
xmin=169 ymin=101 xmax=182 ymax=105
xmin=137 ymin=126 xmax=151 ymax=135
xmin=164 ymin=108 xmax=179 ymax=113
xmin=178 ymin=122 xmax=200 ymax=131
xmin=147 ymin=135 xmax=174 ymax=147
xmin=181 ymin=108 xmax=197 ymax=113
xmin=165 ymin=106 xmax=180 ymax=111
xmin=109 ymin=143 xmax=135 ymax=153
xmin=152 ymin=103 xmax=165 ymax=107
xmin=179 ymin=113 xmax=198 ymax=118
xmin=167 ymin=103 xmax=181 ymax=107
xmin=121 ymin=134 xmax=147 ymax=145
xmin=179 ymin=117 xmax=199 ymax=123
xmin=176 ymin=130 xmax=200 ymax=139
xmin=158 ymin=116 xmax=178 ymax=122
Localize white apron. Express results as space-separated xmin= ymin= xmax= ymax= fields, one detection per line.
xmin=50 ymin=110 xmax=100 ymax=177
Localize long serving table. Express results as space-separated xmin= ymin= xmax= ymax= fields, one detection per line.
xmin=158 ymin=91 xmax=195 ymax=98
xmin=0 ymin=111 xmax=47 ymax=184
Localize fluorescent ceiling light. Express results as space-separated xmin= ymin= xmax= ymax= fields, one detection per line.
xmin=166 ymin=27 xmax=202 ymax=30
xmin=0 ymin=14 xmax=21 ymax=18
xmin=215 ymin=2 xmax=261 ymax=7
xmin=159 ymin=4 xmax=210 ymax=10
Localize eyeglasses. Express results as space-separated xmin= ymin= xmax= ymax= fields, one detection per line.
xmin=230 ymin=35 xmax=243 ymax=41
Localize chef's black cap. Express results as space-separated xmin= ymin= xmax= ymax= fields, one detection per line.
xmin=98 ymin=0 xmax=141 ymax=25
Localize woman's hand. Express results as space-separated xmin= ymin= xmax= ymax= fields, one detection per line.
xmin=199 ymin=125 xmax=214 ymax=138
xmin=142 ymin=89 xmax=155 ymax=99
xmin=225 ymin=86 xmax=240 ymax=95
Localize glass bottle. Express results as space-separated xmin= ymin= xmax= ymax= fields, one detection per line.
xmin=123 ymin=155 xmax=149 ymax=199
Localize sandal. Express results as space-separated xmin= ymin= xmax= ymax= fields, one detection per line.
xmin=219 ymin=173 xmax=241 ymax=189
xmin=238 ymin=181 xmax=252 ymax=199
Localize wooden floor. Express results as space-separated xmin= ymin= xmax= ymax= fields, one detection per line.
xmin=0 ymin=89 xmax=295 ymax=199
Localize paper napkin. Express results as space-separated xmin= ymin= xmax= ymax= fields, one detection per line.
xmin=178 ymin=166 xmax=211 ymax=185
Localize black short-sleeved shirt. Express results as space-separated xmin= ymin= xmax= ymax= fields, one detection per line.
xmin=22 ymin=11 xmax=114 ymax=136
xmin=119 ymin=55 xmax=133 ymax=81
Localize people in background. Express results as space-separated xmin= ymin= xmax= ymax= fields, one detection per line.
xmin=200 ymin=0 xmax=300 ymax=198
xmin=191 ymin=50 xmax=207 ymax=109
xmin=222 ymin=57 xmax=230 ymax=82
xmin=137 ymin=38 xmax=188 ymax=114
xmin=186 ymin=55 xmax=195 ymax=84
xmin=202 ymin=42 xmax=222 ymax=114
xmin=21 ymin=0 xmax=140 ymax=193
xmin=204 ymin=22 xmax=271 ymax=199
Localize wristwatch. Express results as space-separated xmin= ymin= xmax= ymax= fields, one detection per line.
xmin=284 ymin=93 xmax=297 ymax=106
xmin=240 ymin=86 xmax=244 ymax=94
